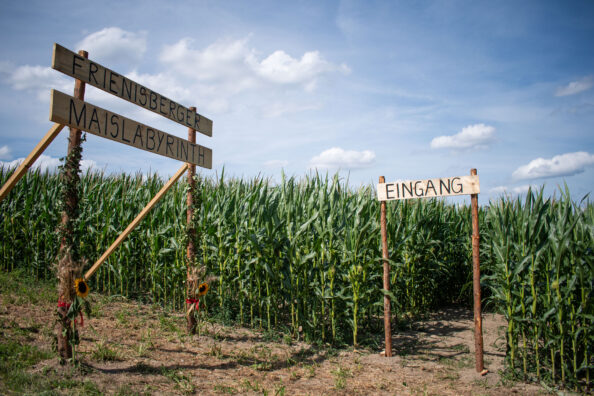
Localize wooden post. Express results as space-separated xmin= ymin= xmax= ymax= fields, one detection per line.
xmin=84 ymin=163 xmax=189 ymax=280
xmin=56 ymin=49 xmax=87 ymax=362
xmin=379 ymin=176 xmax=393 ymax=357
xmin=186 ymin=107 xmax=197 ymax=334
xmin=0 ymin=123 xmax=65 ymax=203
xmin=470 ymin=168 xmax=484 ymax=372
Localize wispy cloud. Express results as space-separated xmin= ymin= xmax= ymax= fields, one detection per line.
xmin=3 ymin=65 xmax=71 ymax=101
xmin=555 ymin=76 xmax=593 ymax=97
xmin=309 ymin=147 xmax=375 ymax=169
xmin=0 ymin=154 xmax=96 ymax=173
xmin=261 ymin=102 xmax=321 ymax=118
xmin=0 ymin=145 xmax=11 ymax=160
xmin=160 ymin=36 xmax=345 ymax=89
xmin=263 ymin=159 xmax=289 ymax=168
xmin=512 ymin=152 xmax=594 ymax=180
xmin=159 ymin=36 xmax=348 ymax=113
xmin=76 ymin=27 xmax=147 ymax=65
xmin=254 ymin=50 xmax=348 ymax=91
xmin=490 ymin=184 xmax=535 ymax=196
xmin=430 ymin=123 xmax=495 ymax=150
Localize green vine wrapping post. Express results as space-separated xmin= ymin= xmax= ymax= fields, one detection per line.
xmin=186 ymin=174 xmax=210 ymax=334
xmin=56 ymin=48 xmax=88 ymax=363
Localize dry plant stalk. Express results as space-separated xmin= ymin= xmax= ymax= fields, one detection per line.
xmin=56 ymin=252 xmax=84 ymax=303
xmin=55 ymin=252 xmax=87 ymax=362
xmin=186 ymin=266 xmax=205 ymax=302
xmin=186 ymin=264 xmax=217 ymax=334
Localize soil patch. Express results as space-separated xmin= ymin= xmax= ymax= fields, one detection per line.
xmin=1 ymin=290 xmax=551 ymax=395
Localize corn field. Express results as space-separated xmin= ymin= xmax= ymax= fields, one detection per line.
xmin=483 ymin=188 xmax=593 ymax=389
xmin=0 ymin=166 xmax=592 ymax=389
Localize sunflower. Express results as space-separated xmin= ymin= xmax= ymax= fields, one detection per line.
xmin=74 ymin=278 xmax=89 ymax=298
xmin=198 ymin=283 xmax=209 ymax=296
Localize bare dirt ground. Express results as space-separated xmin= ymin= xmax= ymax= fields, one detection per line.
xmin=1 ymin=289 xmax=552 ymax=395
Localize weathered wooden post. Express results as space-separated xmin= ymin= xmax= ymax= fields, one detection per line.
xmin=470 ymin=168 xmax=484 ymax=372
xmin=379 ymin=176 xmax=393 ymax=357
xmin=186 ymin=106 xmax=197 ymax=334
xmin=56 ymin=49 xmax=87 ymax=362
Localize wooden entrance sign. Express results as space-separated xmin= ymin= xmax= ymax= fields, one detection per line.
xmin=49 ymin=90 xmax=212 ymax=168
xmin=47 ymin=42 xmax=215 ymax=284
xmin=0 ymin=42 xmax=216 ymax=356
xmin=51 ymin=43 xmax=214 ymax=282
xmin=377 ymin=170 xmax=484 ymax=373
xmin=52 ymin=43 xmax=212 ymax=136
xmin=377 ymin=175 xmax=479 ymax=201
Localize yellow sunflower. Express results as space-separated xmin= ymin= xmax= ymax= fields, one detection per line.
xmin=198 ymin=283 xmax=209 ymax=296
xmin=74 ymin=278 xmax=89 ymax=298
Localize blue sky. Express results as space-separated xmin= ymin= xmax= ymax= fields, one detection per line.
xmin=0 ymin=0 xmax=593 ymax=201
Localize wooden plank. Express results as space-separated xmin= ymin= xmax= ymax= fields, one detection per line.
xmin=379 ymin=175 xmax=392 ymax=357
xmin=377 ymin=175 xmax=480 ymax=201
xmin=186 ymin=107 xmax=197 ymax=334
xmin=52 ymin=43 xmax=213 ymax=137
xmin=84 ymin=163 xmax=189 ymax=280
xmin=470 ymin=168 xmax=485 ymax=373
xmin=0 ymin=123 xmax=65 ymax=203
xmin=50 ymin=89 xmax=212 ymax=169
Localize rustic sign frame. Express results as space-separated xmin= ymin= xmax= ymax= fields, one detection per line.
xmin=0 ymin=43 xmax=213 ymax=289
xmin=52 ymin=43 xmax=212 ymax=136
xmin=377 ymin=170 xmax=484 ymax=373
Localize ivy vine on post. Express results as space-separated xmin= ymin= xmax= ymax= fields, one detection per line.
xmin=186 ymin=173 xmax=209 ymax=334
xmin=55 ymin=49 xmax=88 ymax=363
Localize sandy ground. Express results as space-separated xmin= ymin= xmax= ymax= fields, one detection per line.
xmin=1 ymin=292 xmax=552 ymax=395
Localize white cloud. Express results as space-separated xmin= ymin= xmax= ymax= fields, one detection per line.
xmin=161 ymin=37 xmax=255 ymax=83
xmin=125 ymin=70 xmax=193 ymax=103
xmin=430 ymin=123 xmax=495 ymax=150
xmin=157 ymin=37 xmax=348 ymax=115
xmin=490 ymin=184 xmax=535 ymax=196
xmin=3 ymin=35 xmax=346 ymax=118
xmin=512 ymin=152 xmax=594 ymax=180
xmin=253 ymin=50 xmax=332 ymax=87
xmin=0 ymin=154 xmax=96 ymax=173
xmin=76 ymin=27 xmax=147 ymax=65
xmin=160 ymin=36 xmax=346 ymax=93
xmin=309 ymin=147 xmax=375 ymax=169
xmin=555 ymin=76 xmax=593 ymax=97
xmin=261 ymin=102 xmax=321 ymax=118
xmin=0 ymin=145 xmax=11 ymax=160
xmin=4 ymin=65 xmax=72 ymax=100
xmin=264 ymin=159 xmax=289 ymax=168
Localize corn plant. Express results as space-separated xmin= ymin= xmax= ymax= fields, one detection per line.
xmin=1 ymin=166 xmax=591 ymax=390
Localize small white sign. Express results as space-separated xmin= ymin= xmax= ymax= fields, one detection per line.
xmin=377 ymin=175 xmax=480 ymax=201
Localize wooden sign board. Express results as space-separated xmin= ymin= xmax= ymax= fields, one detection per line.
xmin=377 ymin=175 xmax=479 ymax=201
xmin=50 ymin=89 xmax=212 ymax=169
xmin=52 ymin=43 xmax=213 ymax=137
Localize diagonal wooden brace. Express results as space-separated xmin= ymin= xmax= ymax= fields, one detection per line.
xmin=0 ymin=123 xmax=65 ymax=203
xmin=84 ymin=162 xmax=189 ymax=280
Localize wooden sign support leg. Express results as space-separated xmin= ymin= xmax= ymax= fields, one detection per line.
xmin=0 ymin=123 xmax=64 ymax=203
xmin=84 ymin=163 xmax=189 ymax=280
xmin=186 ymin=107 xmax=197 ymax=334
xmin=470 ymin=168 xmax=484 ymax=372
xmin=379 ymin=176 xmax=393 ymax=357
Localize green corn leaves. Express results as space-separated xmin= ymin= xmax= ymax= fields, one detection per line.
xmin=483 ymin=187 xmax=592 ymax=390
xmin=1 ymin=168 xmax=591 ymax=390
